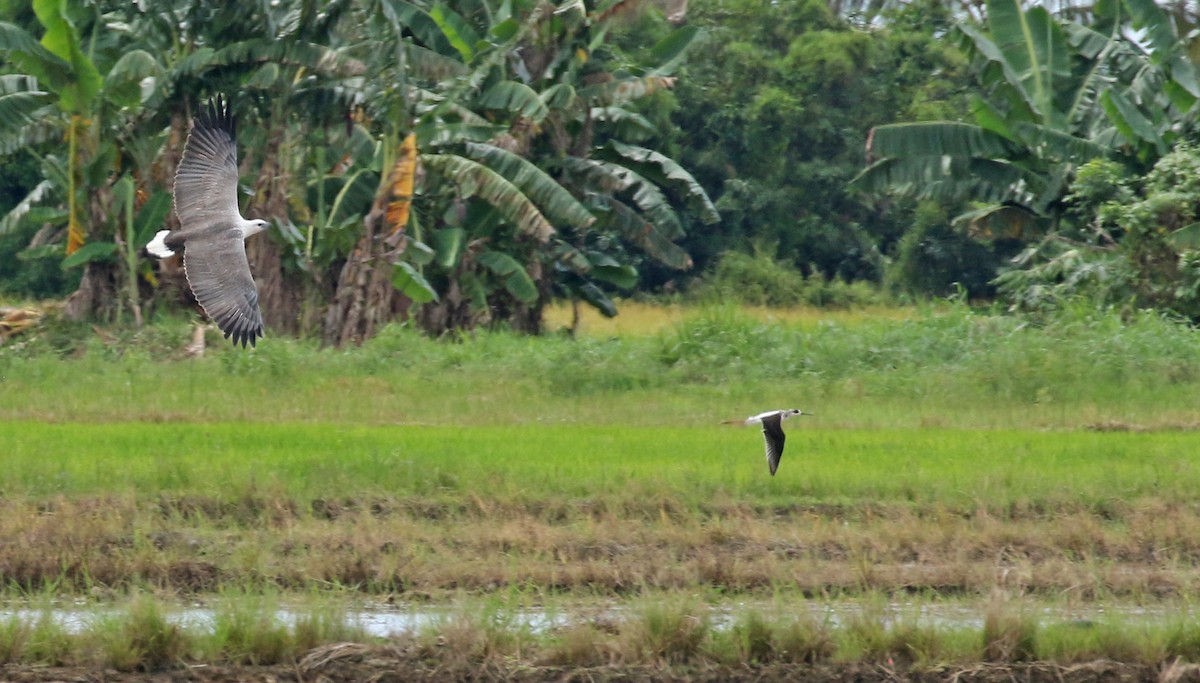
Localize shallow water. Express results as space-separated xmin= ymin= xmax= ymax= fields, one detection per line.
xmin=0 ymin=604 xmax=566 ymax=637
xmin=0 ymin=600 xmax=1189 ymax=637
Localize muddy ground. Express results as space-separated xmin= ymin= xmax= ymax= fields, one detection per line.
xmin=2 ymin=646 xmax=1195 ymax=683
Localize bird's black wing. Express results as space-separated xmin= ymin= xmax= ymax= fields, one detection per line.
xmin=760 ymin=413 xmax=786 ymax=476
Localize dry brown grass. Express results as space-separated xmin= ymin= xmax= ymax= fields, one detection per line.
xmin=981 ymin=597 xmax=1038 ymax=663
xmin=541 ymin=299 xmax=913 ymax=337
xmin=3 ymin=494 xmax=1200 ymax=600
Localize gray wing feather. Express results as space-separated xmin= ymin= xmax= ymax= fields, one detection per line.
xmin=171 ymin=96 xmax=263 ymax=347
xmin=174 ymin=97 xmax=241 ymax=234
xmin=760 ymin=413 xmax=786 ymax=476
xmin=182 ymin=229 xmax=263 ymax=348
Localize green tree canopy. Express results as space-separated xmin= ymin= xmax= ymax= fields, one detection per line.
xmin=668 ymin=0 xmax=967 ymax=282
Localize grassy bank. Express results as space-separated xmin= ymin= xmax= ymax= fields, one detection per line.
xmin=3 ymin=593 xmax=1200 ymax=674
xmin=3 ymin=303 xmax=1200 ymax=675
xmin=0 ymin=594 xmax=363 ymax=670
xmin=3 ymin=303 xmax=1200 ymax=430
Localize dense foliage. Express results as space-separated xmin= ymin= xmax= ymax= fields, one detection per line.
xmin=671 ymin=0 xmax=968 ymax=283
xmin=0 ymin=0 xmax=720 ymax=342
xmin=860 ymin=0 xmax=1200 ymax=311
xmin=2 ymin=0 xmax=1200 ymax=338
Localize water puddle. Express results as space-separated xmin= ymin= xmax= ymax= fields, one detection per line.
xmin=0 ymin=605 xmax=566 ymax=637
xmin=0 ymin=601 xmax=1188 ymax=638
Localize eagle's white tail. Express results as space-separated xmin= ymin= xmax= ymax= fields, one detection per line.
xmin=146 ymin=230 xmax=175 ymax=258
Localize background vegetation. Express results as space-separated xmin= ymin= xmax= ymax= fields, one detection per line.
xmin=5 ymin=0 xmax=1200 ymax=339
xmin=6 ymin=1 xmax=1200 ymax=675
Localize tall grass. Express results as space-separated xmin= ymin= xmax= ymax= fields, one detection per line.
xmin=4 ymin=303 xmax=1199 ymax=429
xmin=87 ymin=596 xmax=187 ymax=670
xmin=703 ymin=608 xmax=836 ymax=666
xmin=0 ymin=595 xmax=364 ymax=671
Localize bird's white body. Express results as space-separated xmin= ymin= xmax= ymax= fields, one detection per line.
xmin=727 ymin=408 xmax=811 ymax=476
xmin=743 ymin=409 xmax=800 ymax=426
xmin=148 ymin=218 xmax=266 ymax=259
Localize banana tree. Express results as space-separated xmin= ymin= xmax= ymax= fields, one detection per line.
xmin=393 ymin=0 xmax=716 ymax=334
xmin=852 ymin=0 xmax=1199 ymax=238
xmin=123 ymin=0 xmax=365 ymax=335
xmin=320 ymin=0 xmax=584 ymax=340
xmin=0 ymin=0 xmax=173 ymax=321
xmin=513 ymin=0 xmax=717 ymax=326
xmin=322 ymin=0 xmax=585 ymax=342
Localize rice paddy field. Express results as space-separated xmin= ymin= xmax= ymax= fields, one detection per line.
xmin=3 ymin=300 xmax=1200 ymax=680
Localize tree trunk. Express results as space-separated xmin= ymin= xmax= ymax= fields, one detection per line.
xmin=64 ymin=261 xmax=120 ymax=322
xmin=64 ymin=174 xmax=118 ymax=323
xmin=152 ymin=111 xmax=188 ymax=232
xmin=146 ymin=111 xmax=191 ymax=317
xmin=415 ymin=279 xmax=479 ymax=336
xmin=322 ymin=202 xmax=408 ymax=347
xmin=242 ymin=121 xmax=305 ymax=337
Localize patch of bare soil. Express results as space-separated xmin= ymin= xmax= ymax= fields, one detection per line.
xmin=0 ymin=648 xmax=1187 ymax=683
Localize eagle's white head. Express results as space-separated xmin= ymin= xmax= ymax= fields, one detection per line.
xmin=242 ymin=218 xmax=270 ymax=239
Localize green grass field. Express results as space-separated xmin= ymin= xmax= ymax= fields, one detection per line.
xmin=4 ymin=421 xmax=1199 ymax=511
xmin=3 ymin=303 xmax=1200 ymax=673
xmin=5 ymin=301 xmax=1200 ymax=430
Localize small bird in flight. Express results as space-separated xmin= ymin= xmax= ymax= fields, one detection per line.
xmin=147 ymin=95 xmax=267 ymax=348
xmin=724 ymin=409 xmax=812 ymax=475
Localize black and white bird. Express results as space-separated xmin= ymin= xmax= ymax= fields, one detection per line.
xmin=724 ymin=409 xmax=812 ymax=476
xmin=146 ymin=95 xmax=267 ymax=348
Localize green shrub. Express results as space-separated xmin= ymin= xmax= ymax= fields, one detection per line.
xmin=886 ymin=200 xmax=1012 ymax=299
xmin=999 ymin=146 xmax=1200 ymax=321
xmin=690 ymin=251 xmax=884 ymax=308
